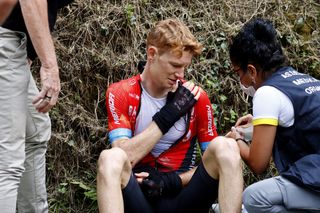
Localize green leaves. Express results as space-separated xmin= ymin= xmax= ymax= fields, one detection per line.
xmin=71 ymin=180 xmax=97 ymax=201
xmin=125 ymin=4 xmax=136 ymax=25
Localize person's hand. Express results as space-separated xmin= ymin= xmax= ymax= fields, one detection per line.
xmin=170 ymin=78 xmax=183 ymax=93
xmin=134 ymin=172 xmax=149 ymax=184
xmin=225 ymin=126 xmax=243 ymax=139
xmin=32 ymin=64 xmax=60 ymax=113
xmin=134 ymin=166 xmax=182 ymax=198
xmin=235 ymin=114 xmax=253 ymax=127
xmin=225 ymin=129 xmax=237 ymax=139
xmin=153 ymin=81 xmax=200 ymax=134
xmin=225 ymin=114 xmax=252 ymax=141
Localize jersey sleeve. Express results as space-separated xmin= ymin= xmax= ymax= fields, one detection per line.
xmin=252 ymin=86 xmax=280 ymax=126
xmin=194 ymin=88 xmax=218 ymax=152
xmin=106 ymin=83 xmax=132 ymax=143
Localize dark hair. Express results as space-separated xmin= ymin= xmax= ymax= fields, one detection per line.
xmin=229 ymin=18 xmax=287 ymax=72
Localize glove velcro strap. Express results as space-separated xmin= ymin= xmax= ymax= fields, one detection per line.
xmin=153 ymin=85 xmax=197 ymax=135
xmin=153 ymin=107 xmax=179 ymax=134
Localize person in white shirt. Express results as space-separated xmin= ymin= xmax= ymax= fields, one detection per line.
xmin=228 ymin=18 xmax=320 ymax=213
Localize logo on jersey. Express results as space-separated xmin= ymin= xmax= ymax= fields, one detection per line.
xmin=190 ymin=145 xmax=198 ymax=168
xmin=206 ymin=105 xmax=214 ymax=136
xmin=128 ymin=105 xmax=137 ymax=117
xmin=109 ymin=92 xmax=120 ymax=125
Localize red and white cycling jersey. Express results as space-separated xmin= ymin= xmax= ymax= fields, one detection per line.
xmin=106 ymin=75 xmax=218 ymax=173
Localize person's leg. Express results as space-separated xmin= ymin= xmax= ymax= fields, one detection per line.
xmin=202 ymin=136 xmax=243 ymax=213
xmin=17 ymin=72 xmax=51 ymax=213
xmin=155 ymin=137 xmax=242 ymax=213
xmin=159 ymin=162 xmax=219 ymax=213
xmin=243 ymin=177 xmax=298 ymax=213
xmin=244 ymin=176 xmax=320 ymax=213
xmin=278 ymin=176 xmax=320 ymax=212
xmin=0 ymin=27 xmax=29 ymax=212
xmin=97 ymin=147 xmax=155 ymax=213
xmin=97 ymin=147 xmax=131 ymax=213
xmin=122 ymin=173 xmax=155 ymax=213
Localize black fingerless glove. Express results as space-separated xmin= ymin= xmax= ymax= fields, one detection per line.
xmin=140 ymin=167 xmax=182 ymax=198
xmin=153 ymin=84 xmax=197 ymax=134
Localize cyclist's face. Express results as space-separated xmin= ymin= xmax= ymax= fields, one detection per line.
xmin=150 ymin=48 xmax=192 ymax=90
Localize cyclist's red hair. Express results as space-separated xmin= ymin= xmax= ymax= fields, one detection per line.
xmin=147 ymin=19 xmax=202 ymax=57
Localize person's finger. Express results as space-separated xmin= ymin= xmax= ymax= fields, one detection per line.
xmin=193 ymin=86 xmax=201 ymax=100
xmin=134 ymin=172 xmax=149 ymax=184
xmin=188 ymin=82 xmax=195 ymax=90
xmin=34 ymin=85 xmax=59 ymax=113
xmin=33 ymin=98 xmax=51 ymax=113
xmin=171 ymin=80 xmax=180 ymax=92
xmin=183 ymin=81 xmax=197 ymax=92
xmin=182 ymin=81 xmax=190 ymax=88
xmin=235 ymin=114 xmax=253 ymax=127
xmin=234 ymin=119 xmax=244 ymax=127
xmin=38 ymin=102 xmax=54 ymax=113
xmin=134 ymin=172 xmax=149 ymax=178
xmin=225 ymin=131 xmax=239 ymax=139
xmin=136 ymin=177 xmax=144 ymax=184
xmin=32 ymin=89 xmax=47 ymax=105
xmin=225 ymin=131 xmax=233 ymax=138
xmin=47 ymin=89 xmax=59 ymax=107
xmin=135 ymin=172 xmax=149 ymax=183
xmin=235 ymin=116 xmax=248 ymax=127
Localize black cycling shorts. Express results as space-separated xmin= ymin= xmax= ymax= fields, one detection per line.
xmin=122 ymin=162 xmax=219 ymax=213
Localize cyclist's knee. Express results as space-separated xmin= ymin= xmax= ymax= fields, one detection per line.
xmin=98 ymin=147 xmax=129 ymax=178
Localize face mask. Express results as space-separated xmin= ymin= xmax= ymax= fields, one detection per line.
xmin=240 ymin=83 xmax=256 ymax=97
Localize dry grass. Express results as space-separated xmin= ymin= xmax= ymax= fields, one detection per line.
xmin=33 ymin=0 xmax=320 ymax=212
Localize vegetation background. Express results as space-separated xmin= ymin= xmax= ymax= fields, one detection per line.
xmin=32 ymin=0 xmax=319 ymax=212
